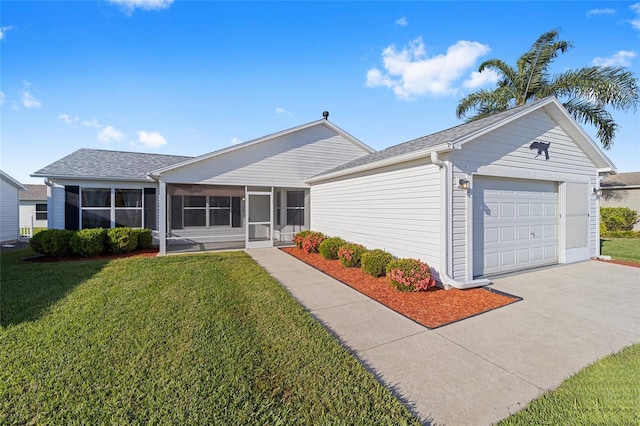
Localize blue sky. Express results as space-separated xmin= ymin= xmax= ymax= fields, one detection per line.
xmin=1 ymin=0 xmax=639 ymax=184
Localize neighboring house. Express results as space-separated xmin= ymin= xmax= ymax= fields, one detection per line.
xmin=33 ymin=98 xmax=615 ymax=288
xmin=1 ymin=170 xmax=27 ymax=244
xmin=19 ymin=184 xmax=49 ymax=230
xmin=601 ymin=172 xmax=640 ymax=231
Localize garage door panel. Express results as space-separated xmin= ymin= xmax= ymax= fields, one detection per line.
xmin=474 ymin=177 xmax=558 ymax=276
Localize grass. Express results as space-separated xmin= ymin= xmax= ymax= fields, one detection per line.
xmin=0 ymin=249 xmax=420 ymax=425
xmin=601 ymin=238 xmax=640 ymax=263
xmin=499 ymin=343 xmax=640 ymax=425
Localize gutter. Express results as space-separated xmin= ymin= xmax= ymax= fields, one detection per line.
xmin=430 ymin=151 xmax=490 ymax=290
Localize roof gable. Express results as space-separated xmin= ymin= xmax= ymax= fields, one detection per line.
xmin=20 ymin=184 xmax=47 ymax=200
xmin=32 ymin=149 xmax=192 ymax=181
xmin=602 ymin=172 xmax=640 ymax=188
xmin=0 ymin=170 xmax=26 ymax=191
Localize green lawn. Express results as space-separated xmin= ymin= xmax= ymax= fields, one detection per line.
xmin=0 ymin=249 xmax=419 ymax=424
xmin=601 ymin=238 xmax=640 ymax=263
xmin=499 ymin=343 xmax=640 ymax=425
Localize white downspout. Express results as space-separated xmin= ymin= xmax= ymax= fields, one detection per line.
xmin=430 ymin=151 xmax=489 ymax=289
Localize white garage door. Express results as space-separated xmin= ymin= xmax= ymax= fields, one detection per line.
xmin=473 ymin=177 xmax=558 ymax=277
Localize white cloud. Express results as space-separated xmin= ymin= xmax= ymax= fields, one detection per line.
xmin=58 ymin=113 xmax=80 ymax=127
xmin=0 ymin=26 xmax=13 ymax=41
xmin=186 ymin=127 xmax=201 ymax=138
xmin=137 ymin=130 xmax=167 ymax=148
xmin=395 ymin=17 xmax=408 ymax=27
xmin=586 ymin=8 xmax=615 ymax=17
xmin=109 ymin=0 xmax=174 ymax=14
xmin=0 ymin=91 xmax=4 ymax=106
xmin=98 ymin=125 xmax=125 ymax=143
xmin=275 ymin=107 xmax=293 ymax=117
xmin=22 ymin=91 xmax=42 ymax=109
xmin=463 ymin=69 xmax=499 ymax=89
xmin=630 ymin=3 xmax=640 ymax=30
xmin=593 ymin=50 xmax=637 ymax=67
xmin=82 ymin=119 xmax=102 ymax=128
xmin=366 ymin=37 xmax=491 ymax=99
xmin=231 ymin=137 xmax=241 ymax=145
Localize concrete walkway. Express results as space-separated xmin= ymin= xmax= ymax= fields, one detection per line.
xmin=246 ymin=248 xmax=640 ymax=425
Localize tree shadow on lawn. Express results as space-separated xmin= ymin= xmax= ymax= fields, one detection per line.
xmin=0 ymin=249 xmax=109 ymax=327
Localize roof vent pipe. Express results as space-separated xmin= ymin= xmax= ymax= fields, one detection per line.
xmin=322 ymin=111 xmax=329 ymax=120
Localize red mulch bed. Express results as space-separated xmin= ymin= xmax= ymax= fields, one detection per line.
xmin=22 ymin=249 xmax=159 ymax=263
xmin=282 ymin=247 xmax=520 ymax=329
xmin=594 ymin=258 xmax=640 ymax=268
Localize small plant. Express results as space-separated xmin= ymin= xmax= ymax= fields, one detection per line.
xmin=293 ymin=230 xmax=313 ymax=249
xmin=601 ymin=207 xmax=638 ymax=232
xmin=319 ymin=237 xmax=347 ymax=259
xmin=32 ymin=229 xmax=75 ymax=257
xmin=107 ymin=227 xmax=138 ymax=254
xmin=338 ymin=243 xmax=367 ymax=268
xmin=386 ymin=258 xmax=436 ymax=292
xmin=133 ymin=228 xmax=153 ymax=249
xmin=301 ymin=231 xmax=326 ymax=254
xmin=361 ymin=249 xmax=394 ymax=277
xmin=70 ymin=228 xmax=107 ymax=257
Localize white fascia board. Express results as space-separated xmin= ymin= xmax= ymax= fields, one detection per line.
xmin=306 ymin=143 xmax=451 ymax=184
xmin=0 ymin=170 xmax=27 ymax=191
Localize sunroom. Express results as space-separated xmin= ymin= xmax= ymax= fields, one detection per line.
xmin=161 ymin=183 xmax=309 ymax=254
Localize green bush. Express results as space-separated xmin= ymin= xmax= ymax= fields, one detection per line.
xmin=29 ymin=230 xmax=46 ymax=254
xmin=293 ymin=230 xmax=313 ymax=249
xmin=601 ymin=207 xmax=638 ymax=231
xmin=107 ymin=227 xmax=138 ymax=254
xmin=70 ymin=228 xmax=107 ymax=257
xmin=361 ymin=249 xmax=394 ymax=277
xmin=601 ymin=230 xmax=640 ymax=239
xmin=386 ymin=258 xmax=435 ymax=292
xmin=34 ymin=229 xmax=75 ymax=257
xmin=132 ymin=228 xmax=153 ymax=249
xmin=319 ymin=237 xmax=347 ymax=259
xmin=337 ymin=243 xmax=368 ymax=268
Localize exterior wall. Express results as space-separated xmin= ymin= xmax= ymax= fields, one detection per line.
xmin=449 ymin=109 xmax=600 ymax=280
xmin=601 ymin=188 xmax=640 ymax=231
xmin=19 ymin=201 xmax=49 ymax=229
xmin=160 ymin=125 xmax=370 ymax=187
xmin=1 ymin=177 xmax=21 ymax=242
xmin=310 ymin=158 xmax=442 ymax=276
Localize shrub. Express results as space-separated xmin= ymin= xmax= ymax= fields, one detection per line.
xmin=337 ymin=243 xmax=367 ymax=268
xmin=361 ymin=249 xmax=394 ymax=277
xmin=133 ymin=228 xmax=153 ymax=249
xmin=33 ymin=229 xmax=75 ymax=257
xmin=601 ymin=207 xmax=638 ymax=231
xmin=386 ymin=258 xmax=436 ymax=292
xmin=70 ymin=228 xmax=107 ymax=257
xmin=301 ymin=231 xmax=326 ymax=254
xmin=293 ymin=230 xmax=313 ymax=249
xmin=107 ymin=227 xmax=138 ymax=254
xmin=29 ymin=230 xmax=47 ymax=254
xmin=601 ymin=230 xmax=640 ymax=239
xmin=319 ymin=237 xmax=347 ymax=259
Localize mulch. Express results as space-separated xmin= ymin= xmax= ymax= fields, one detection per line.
xmin=21 ymin=249 xmax=159 ymax=263
xmin=281 ymin=247 xmax=520 ymax=329
xmin=594 ymin=258 xmax=640 ymax=268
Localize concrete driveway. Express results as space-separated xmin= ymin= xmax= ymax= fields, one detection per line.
xmin=247 ymin=249 xmax=640 ymax=425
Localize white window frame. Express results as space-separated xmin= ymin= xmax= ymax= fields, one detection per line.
xmin=80 ymin=187 xmax=147 ymax=229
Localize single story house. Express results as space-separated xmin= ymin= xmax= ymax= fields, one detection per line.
xmin=33 ymin=97 xmax=615 ymax=288
xmin=600 ymin=172 xmax=640 ymax=231
xmin=1 ymin=170 xmax=27 ymax=244
xmin=19 ymin=184 xmax=49 ymax=230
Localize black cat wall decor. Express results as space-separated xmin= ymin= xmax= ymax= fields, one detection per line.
xmin=529 ymin=140 xmax=550 ymax=160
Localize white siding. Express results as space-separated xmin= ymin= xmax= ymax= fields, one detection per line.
xmin=1 ymin=178 xmax=21 ymax=242
xmin=161 ymin=126 xmax=370 ymax=186
xmin=310 ymin=159 xmax=442 ymax=274
xmin=20 ymin=201 xmax=49 ymax=229
xmin=450 ymin=109 xmax=600 ymax=280
xmin=601 ymin=188 xmax=640 ymax=231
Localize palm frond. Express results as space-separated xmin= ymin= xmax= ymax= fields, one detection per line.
xmin=562 ymin=98 xmax=617 ymax=149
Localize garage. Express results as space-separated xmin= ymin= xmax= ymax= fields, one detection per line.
xmin=473 ymin=176 xmax=558 ymax=277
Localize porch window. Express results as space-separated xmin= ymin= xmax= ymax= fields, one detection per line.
xmin=183 ymin=196 xmax=206 ymax=227
xmin=35 ymin=203 xmax=48 ymax=221
xmin=275 ymin=191 xmax=281 ymax=226
xmin=286 ymin=191 xmax=305 ymax=226
xmin=210 ymin=196 xmax=231 ymax=226
xmin=82 ymin=188 xmax=111 ymax=228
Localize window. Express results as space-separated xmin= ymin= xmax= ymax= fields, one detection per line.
xmin=210 ymin=196 xmax=231 ymax=226
xmin=115 ymin=189 xmax=142 ymax=228
xmin=35 ymin=203 xmax=48 ymax=221
xmin=82 ymin=188 xmax=111 ymax=228
xmin=275 ymin=191 xmax=281 ymax=226
xmin=183 ymin=196 xmax=206 ymax=227
xmin=286 ymin=191 xmax=305 ymax=226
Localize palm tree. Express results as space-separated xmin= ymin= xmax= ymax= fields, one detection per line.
xmin=456 ymin=29 xmax=639 ymax=149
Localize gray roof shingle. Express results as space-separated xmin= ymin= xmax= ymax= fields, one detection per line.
xmin=311 ymin=98 xmax=551 ymax=179
xmin=32 ymin=149 xmax=192 ymax=180
xmin=20 ymin=184 xmax=47 ymax=200
xmin=601 ymin=172 xmax=640 ymax=187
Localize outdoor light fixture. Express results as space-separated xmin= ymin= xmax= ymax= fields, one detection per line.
xmin=592 ymin=187 xmax=602 ymax=196
xmin=459 ymin=179 xmax=469 ymax=190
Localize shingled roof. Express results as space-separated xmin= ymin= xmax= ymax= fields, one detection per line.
xmin=601 ymin=172 xmax=640 ymax=188
xmin=309 ymin=98 xmax=551 ymax=180
xmin=20 ymin=184 xmax=47 ymax=200
xmin=32 ymin=149 xmax=192 ymax=181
